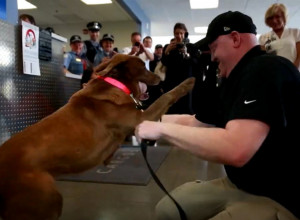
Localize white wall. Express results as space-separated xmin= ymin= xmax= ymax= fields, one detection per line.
xmin=151 ymin=34 xmax=206 ymax=50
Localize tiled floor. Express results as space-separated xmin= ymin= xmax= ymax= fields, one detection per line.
xmin=56 ymin=146 xmax=226 ymax=220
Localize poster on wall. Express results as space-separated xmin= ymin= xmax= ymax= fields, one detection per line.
xmin=22 ymin=21 xmax=41 ymax=76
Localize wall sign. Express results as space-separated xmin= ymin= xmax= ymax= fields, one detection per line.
xmin=22 ymin=21 xmax=41 ymax=76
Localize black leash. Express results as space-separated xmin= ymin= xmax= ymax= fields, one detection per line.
xmin=140 ymin=140 xmax=187 ymax=220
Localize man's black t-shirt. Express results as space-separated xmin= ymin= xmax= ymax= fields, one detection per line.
xmin=196 ymin=46 xmax=300 ymax=217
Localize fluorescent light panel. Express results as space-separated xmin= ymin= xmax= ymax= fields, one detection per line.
xmin=190 ymin=0 xmax=218 ymax=9
xmin=194 ymin=26 xmax=208 ymax=34
xmin=18 ymin=0 xmax=37 ymax=9
xmin=81 ymin=0 xmax=112 ymax=5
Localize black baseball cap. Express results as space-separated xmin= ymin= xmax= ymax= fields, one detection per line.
xmin=87 ymin=21 xmax=102 ymax=31
xmin=202 ymin=11 xmax=257 ymax=47
xmin=101 ymin=33 xmax=114 ymax=42
xmin=70 ymin=35 xmax=82 ymax=44
xmin=155 ymin=44 xmax=163 ymax=49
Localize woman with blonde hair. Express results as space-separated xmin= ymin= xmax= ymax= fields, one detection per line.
xmin=259 ymin=3 xmax=300 ymax=70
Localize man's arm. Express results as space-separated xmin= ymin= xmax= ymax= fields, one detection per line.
xmin=162 ymin=114 xmax=210 ymax=127
xmin=126 ymin=45 xmax=139 ymax=56
xmin=135 ymin=118 xmax=269 ymax=167
xmin=142 ymin=46 xmax=154 ymax=61
xmin=63 ymin=53 xmax=71 ymax=74
xmin=63 ymin=67 xmax=69 ymax=74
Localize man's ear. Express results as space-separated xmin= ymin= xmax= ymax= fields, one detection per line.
xmin=230 ymin=31 xmax=241 ymax=48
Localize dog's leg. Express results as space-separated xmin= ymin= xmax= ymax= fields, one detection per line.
xmin=141 ymin=77 xmax=195 ymax=122
xmin=3 ymin=171 xmax=62 ymax=220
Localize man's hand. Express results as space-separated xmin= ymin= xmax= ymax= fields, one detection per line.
xmin=129 ymin=45 xmax=140 ymax=55
xmin=135 ymin=121 xmax=162 ymax=144
xmin=165 ymin=41 xmax=177 ymax=55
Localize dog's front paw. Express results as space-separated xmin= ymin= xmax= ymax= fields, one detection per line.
xmin=166 ymin=77 xmax=195 ymax=102
xmin=174 ymin=77 xmax=196 ymax=94
xmin=181 ymin=77 xmax=196 ymax=91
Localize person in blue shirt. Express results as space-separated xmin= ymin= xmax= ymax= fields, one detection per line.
xmin=63 ymin=35 xmax=87 ymax=76
xmin=94 ymin=33 xmax=117 ymax=65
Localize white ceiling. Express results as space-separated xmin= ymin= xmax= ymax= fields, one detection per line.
xmin=19 ymin=0 xmax=300 ymax=37
xmin=18 ymin=0 xmax=132 ymax=25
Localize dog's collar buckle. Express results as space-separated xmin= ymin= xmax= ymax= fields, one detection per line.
xmin=130 ymin=94 xmax=144 ymax=110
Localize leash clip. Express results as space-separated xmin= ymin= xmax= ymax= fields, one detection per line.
xmin=130 ymin=93 xmax=144 ymax=110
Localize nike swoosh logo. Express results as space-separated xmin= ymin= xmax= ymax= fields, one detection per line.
xmin=244 ymin=100 xmax=256 ymax=104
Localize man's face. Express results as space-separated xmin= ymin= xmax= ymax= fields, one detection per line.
xmin=70 ymin=41 xmax=83 ymax=54
xmin=89 ymin=30 xmax=100 ymax=41
xmin=209 ymin=35 xmax=232 ymax=78
xmin=155 ymin=48 xmax=163 ymax=58
xmin=174 ymin=28 xmax=186 ymax=43
xmin=143 ymin=38 xmax=152 ymax=48
xmin=131 ymin=34 xmax=141 ymax=45
xmin=102 ymin=40 xmax=113 ymax=53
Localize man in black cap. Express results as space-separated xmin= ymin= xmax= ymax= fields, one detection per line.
xmin=83 ymin=21 xmax=104 ymax=66
xmin=135 ymin=11 xmax=300 ymax=219
xmin=64 ymin=35 xmax=87 ymax=77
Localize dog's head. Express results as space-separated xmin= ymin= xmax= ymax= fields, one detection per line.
xmin=93 ymin=54 xmax=161 ymax=99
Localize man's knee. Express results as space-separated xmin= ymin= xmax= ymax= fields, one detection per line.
xmin=154 ymin=180 xmax=225 ymax=220
xmin=155 ymin=196 xmax=182 ymax=220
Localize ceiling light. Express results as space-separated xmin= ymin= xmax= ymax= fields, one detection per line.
xmin=18 ymin=0 xmax=37 ymax=10
xmin=81 ymin=0 xmax=112 ymax=5
xmin=190 ymin=0 xmax=218 ymax=9
xmin=194 ymin=26 xmax=208 ymax=34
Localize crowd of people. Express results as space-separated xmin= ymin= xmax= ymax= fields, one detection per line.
xmin=63 ymin=23 xmax=163 ymax=91
xmin=19 ymin=3 xmax=300 ymax=219
xmin=20 ymin=3 xmax=300 ymax=114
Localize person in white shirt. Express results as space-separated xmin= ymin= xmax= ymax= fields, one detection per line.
xmin=122 ymin=32 xmax=154 ymax=70
xmin=143 ymin=36 xmax=153 ymax=50
xmin=259 ymin=3 xmax=300 ymax=71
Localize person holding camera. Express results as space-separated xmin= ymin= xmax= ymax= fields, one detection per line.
xmin=122 ymin=32 xmax=154 ymax=70
xmin=161 ymin=22 xmax=194 ymax=114
xmin=259 ymin=3 xmax=300 ymax=71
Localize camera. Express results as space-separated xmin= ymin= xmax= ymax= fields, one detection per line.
xmin=134 ymin=42 xmax=140 ymax=47
xmin=177 ymin=32 xmax=190 ymax=59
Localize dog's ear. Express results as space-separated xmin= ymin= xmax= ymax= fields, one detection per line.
xmin=94 ymin=54 xmax=130 ymax=76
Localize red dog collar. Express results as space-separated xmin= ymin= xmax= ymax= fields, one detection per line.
xmin=97 ymin=76 xmax=131 ymax=95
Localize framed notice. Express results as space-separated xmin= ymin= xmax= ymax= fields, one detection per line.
xmin=22 ymin=21 xmax=41 ymax=76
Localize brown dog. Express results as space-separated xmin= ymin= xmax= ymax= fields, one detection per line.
xmin=0 ymin=54 xmax=195 ymax=220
